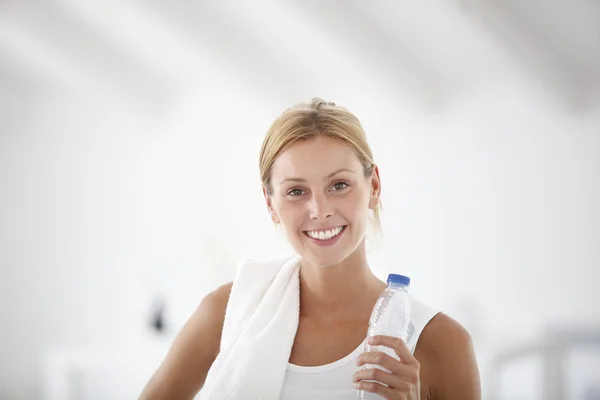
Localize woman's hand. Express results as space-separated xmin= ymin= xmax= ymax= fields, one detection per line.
xmin=353 ymin=335 xmax=420 ymax=400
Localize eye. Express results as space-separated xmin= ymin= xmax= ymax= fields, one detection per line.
xmin=331 ymin=181 xmax=349 ymax=191
xmin=287 ymin=188 xmax=304 ymax=197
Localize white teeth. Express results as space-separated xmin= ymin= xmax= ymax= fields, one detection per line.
xmin=307 ymin=226 xmax=344 ymax=241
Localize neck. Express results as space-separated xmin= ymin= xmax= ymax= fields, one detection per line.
xmin=298 ymin=241 xmax=386 ymax=323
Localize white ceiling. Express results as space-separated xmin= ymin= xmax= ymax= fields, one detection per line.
xmin=0 ymin=0 xmax=599 ymax=121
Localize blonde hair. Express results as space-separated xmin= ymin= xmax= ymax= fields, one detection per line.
xmin=259 ymin=98 xmax=381 ymax=232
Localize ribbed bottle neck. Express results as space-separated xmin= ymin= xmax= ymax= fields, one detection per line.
xmin=387 ymin=282 xmax=409 ymax=291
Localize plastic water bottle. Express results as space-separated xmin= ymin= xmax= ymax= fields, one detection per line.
xmin=357 ymin=274 xmax=411 ymax=399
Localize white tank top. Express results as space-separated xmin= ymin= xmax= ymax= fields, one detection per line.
xmin=280 ymin=298 xmax=439 ymax=400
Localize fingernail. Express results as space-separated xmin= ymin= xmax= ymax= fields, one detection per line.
xmin=367 ymin=337 xmax=374 ymax=345
xmin=354 ymin=382 xmax=360 ymax=389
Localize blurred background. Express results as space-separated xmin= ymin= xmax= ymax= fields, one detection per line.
xmin=1 ymin=0 xmax=599 ymax=399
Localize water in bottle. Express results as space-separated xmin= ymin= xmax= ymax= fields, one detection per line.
xmin=357 ymin=273 xmax=411 ymax=399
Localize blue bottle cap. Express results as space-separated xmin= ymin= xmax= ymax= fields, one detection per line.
xmin=387 ymin=273 xmax=410 ymax=286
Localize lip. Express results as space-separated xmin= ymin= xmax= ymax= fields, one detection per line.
xmin=303 ymin=225 xmax=347 ymax=247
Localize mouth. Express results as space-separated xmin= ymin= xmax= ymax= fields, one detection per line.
xmin=303 ymin=225 xmax=347 ymax=243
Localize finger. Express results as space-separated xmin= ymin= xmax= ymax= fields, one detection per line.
xmin=368 ymin=335 xmax=417 ymax=366
xmin=356 ymin=350 xmax=406 ymax=374
xmin=353 ymin=364 xmax=414 ymax=390
xmin=355 ymin=380 xmax=408 ymax=400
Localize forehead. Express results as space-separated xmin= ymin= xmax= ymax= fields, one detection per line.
xmin=271 ymin=136 xmax=362 ymax=181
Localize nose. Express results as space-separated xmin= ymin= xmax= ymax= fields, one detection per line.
xmin=308 ymin=192 xmax=334 ymax=221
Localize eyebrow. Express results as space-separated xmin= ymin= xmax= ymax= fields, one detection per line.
xmin=279 ymin=168 xmax=355 ymax=185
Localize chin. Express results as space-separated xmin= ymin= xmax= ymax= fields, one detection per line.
xmin=298 ymin=240 xmax=359 ymax=269
xmin=303 ymin=253 xmax=348 ymax=269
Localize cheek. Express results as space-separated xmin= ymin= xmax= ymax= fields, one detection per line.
xmin=275 ymin=201 xmax=304 ymax=228
xmin=341 ymin=190 xmax=370 ymax=215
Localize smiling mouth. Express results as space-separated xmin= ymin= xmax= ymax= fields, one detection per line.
xmin=303 ymin=225 xmax=347 ymax=241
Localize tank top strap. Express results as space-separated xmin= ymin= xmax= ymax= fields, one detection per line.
xmin=406 ymin=297 xmax=440 ymax=353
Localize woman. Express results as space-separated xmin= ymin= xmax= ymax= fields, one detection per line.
xmin=140 ymin=99 xmax=481 ymax=399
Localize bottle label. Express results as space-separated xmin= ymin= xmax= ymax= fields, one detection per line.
xmin=406 ymin=321 xmax=415 ymax=344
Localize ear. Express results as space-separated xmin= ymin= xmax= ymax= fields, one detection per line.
xmin=263 ymin=185 xmax=280 ymax=223
xmin=368 ymin=165 xmax=381 ymax=209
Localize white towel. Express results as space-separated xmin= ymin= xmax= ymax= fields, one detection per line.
xmin=200 ymin=255 xmax=302 ymax=400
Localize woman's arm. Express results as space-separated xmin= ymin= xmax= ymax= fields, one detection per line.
xmin=139 ymin=282 xmax=233 ymax=400
xmin=417 ymin=313 xmax=481 ymax=400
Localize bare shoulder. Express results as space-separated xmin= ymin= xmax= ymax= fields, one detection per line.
xmin=139 ymin=282 xmax=233 ymax=400
xmin=197 ymin=281 xmax=234 ymax=343
xmin=176 ymin=281 xmax=233 ymax=358
xmin=415 ymin=313 xmax=481 ymax=400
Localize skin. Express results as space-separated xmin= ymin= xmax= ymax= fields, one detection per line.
xmin=140 ymin=135 xmax=481 ymax=400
